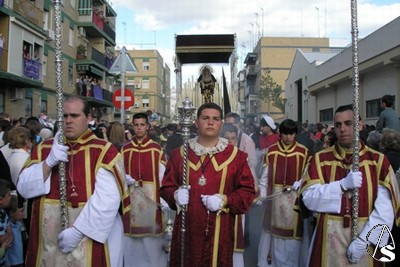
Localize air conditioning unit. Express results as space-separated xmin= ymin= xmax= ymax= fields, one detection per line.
xmin=78 ymin=27 xmax=86 ymax=37
xmin=133 ymin=103 xmax=139 ymax=108
xmin=46 ymin=29 xmax=55 ymax=40
xmin=126 ymin=79 xmax=135 ymax=86
xmin=10 ymin=89 xmax=24 ymax=101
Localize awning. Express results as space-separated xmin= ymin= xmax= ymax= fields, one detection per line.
xmin=90 ymin=66 xmax=103 ymax=77
xmin=83 ymin=96 xmax=114 ymax=108
xmin=0 ymin=70 xmax=43 ymax=89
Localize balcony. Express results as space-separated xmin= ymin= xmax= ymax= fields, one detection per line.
xmin=246 ymin=65 xmax=256 ymax=77
xmin=77 ymin=6 xmax=116 ymax=44
xmin=10 ymin=0 xmax=44 ymax=26
xmin=76 ymin=46 xmax=115 ymax=73
xmin=76 ymin=82 xmax=113 ymax=107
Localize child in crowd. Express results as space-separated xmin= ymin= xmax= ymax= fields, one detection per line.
xmin=5 ymin=195 xmax=24 ymax=267
xmin=0 ymin=179 xmax=13 ymax=267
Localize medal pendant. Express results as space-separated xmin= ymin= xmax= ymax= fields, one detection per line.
xmin=198 ymin=175 xmax=207 ymax=186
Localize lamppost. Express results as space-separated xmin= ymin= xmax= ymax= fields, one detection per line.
xmin=303 ymin=88 xmax=309 ymax=122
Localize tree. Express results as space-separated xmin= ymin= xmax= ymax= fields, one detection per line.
xmin=259 ymin=68 xmax=286 ymax=113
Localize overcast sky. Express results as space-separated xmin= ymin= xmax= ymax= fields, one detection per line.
xmin=110 ymin=0 xmax=400 ymax=83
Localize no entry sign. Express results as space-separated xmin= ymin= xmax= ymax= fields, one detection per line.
xmin=113 ymin=88 xmax=134 ymax=109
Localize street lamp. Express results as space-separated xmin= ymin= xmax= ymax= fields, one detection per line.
xmin=303 ymin=89 xmax=309 ymax=121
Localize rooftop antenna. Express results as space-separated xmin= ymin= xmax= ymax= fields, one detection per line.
xmin=315 ymin=6 xmax=320 ymax=37
xmin=122 ymin=21 xmax=126 ymax=45
xmin=324 ymin=0 xmax=327 ymax=37
xmin=261 ymin=7 xmax=264 ymax=37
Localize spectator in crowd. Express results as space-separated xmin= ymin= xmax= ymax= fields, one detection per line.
xmin=0 ymin=179 xmax=14 ymax=267
xmin=0 ymin=120 xmax=11 ymax=147
xmin=322 ymin=128 xmax=337 ymax=149
xmin=379 ymin=128 xmax=400 ymax=267
xmin=5 ymin=194 xmax=24 ymax=267
xmin=109 ymin=122 xmax=126 ymax=152
xmin=296 ymin=121 xmax=315 ymax=154
xmin=376 ymin=94 xmax=400 ymax=132
xmin=165 ymin=124 xmax=183 ymax=159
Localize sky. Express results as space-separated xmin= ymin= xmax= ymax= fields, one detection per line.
xmin=109 ymin=0 xmax=400 ymax=85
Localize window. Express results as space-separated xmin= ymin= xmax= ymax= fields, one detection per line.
xmin=142 ymin=98 xmax=149 ymax=108
xmin=0 ymin=92 xmax=4 ymax=112
xmin=24 ymin=98 xmax=32 ymax=118
xmin=68 ymin=65 xmax=73 ymax=85
xmin=141 ymin=79 xmax=150 ymax=89
xmin=366 ymin=98 xmax=381 ymax=118
xmin=320 ymin=108 xmax=333 ymax=122
xmin=68 ymin=28 xmax=73 ymax=47
xmin=42 ymin=55 xmax=47 ymax=76
xmin=41 ymin=100 xmax=47 ymax=114
xmin=143 ymin=62 xmax=150 ymax=71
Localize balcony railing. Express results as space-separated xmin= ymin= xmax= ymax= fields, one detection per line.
xmin=77 ymin=7 xmax=116 ymax=42
xmin=76 ymin=82 xmax=113 ymax=103
xmin=23 ymin=58 xmax=42 ymax=80
xmin=11 ymin=0 xmax=44 ymax=26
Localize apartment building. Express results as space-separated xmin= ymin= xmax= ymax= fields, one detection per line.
xmin=240 ymin=37 xmax=331 ymax=124
xmin=121 ymin=49 xmax=171 ymax=125
xmin=0 ymin=0 xmax=118 ymax=121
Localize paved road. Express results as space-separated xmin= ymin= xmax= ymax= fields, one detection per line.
xmin=244 ymin=203 xmax=265 ymax=267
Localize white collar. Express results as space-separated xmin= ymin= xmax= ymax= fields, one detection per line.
xmin=188 ymin=137 xmax=228 ymax=156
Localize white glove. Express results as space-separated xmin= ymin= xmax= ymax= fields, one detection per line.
xmin=174 ymin=187 xmax=190 ymax=206
xmin=201 ymin=194 xmax=223 ymax=212
xmin=347 ymin=237 xmax=367 ymax=263
xmin=340 ymin=171 xmax=363 ymax=191
xmin=292 ymin=180 xmax=302 ymax=191
xmin=58 ymin=227 xmax=84 ymax=254
xmin=160 ymin=198 xmax=171 ymax=212
xmin=45 ymin=131 xmax=69 ymax=168
xmin=125 ymin=174 xmax=135 ymax=186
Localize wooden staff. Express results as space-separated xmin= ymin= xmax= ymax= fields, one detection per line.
xmin=177 ymin=97 xmax=196 ymax=267
xmin=350 ymin=0 xmax=360 ymax=240
xmin=54 ymin=0 xmax=68 ymax=230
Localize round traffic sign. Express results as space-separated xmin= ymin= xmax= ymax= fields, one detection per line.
xmin=113 ymin=88 xmax=134 ymax=109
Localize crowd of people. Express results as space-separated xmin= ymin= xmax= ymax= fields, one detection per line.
xmin=0 ymin=93 xmax=399 ymax=267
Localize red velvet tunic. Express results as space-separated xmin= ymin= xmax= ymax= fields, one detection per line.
xmin=23 ymin=130 xmax=130 ymax=267
xmin=301 ymin=143 xmax=399 ymax=267
xmin=160 ymin=144 xmax=255 ymax=267
xmin=121 ymin=136 xmax=166 ymax=236
xmin=263 ymin=141 xmax=310 ymax=239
